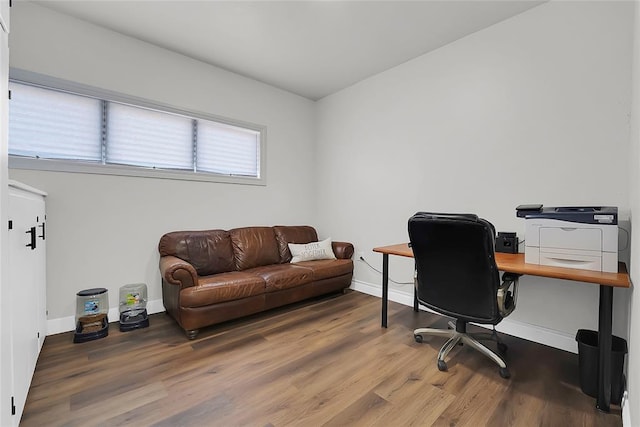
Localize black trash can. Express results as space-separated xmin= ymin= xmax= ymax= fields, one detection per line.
xmin=575 ymin=329 xmax=627 ymax=404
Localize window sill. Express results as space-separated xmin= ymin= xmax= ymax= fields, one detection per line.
xmin=9 ymin=156 xmax=266 ymax=186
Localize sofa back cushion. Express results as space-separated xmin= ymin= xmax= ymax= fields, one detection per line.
xmin=230 ymin=227 xmax=280 ymax=270
xmin=273 ymin=225 xmax=319 ymax=263
xmin=159 ymin=230 xmax=236 ymax=276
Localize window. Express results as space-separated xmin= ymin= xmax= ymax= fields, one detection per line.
xmin=9 ymin=83 xmax=102 ymax=161
xmin=197 ymin=120 xmax=260 ymax=176
xmin=8 ymin=78 xmax=265 ymax=185
xmin=106 ymin=102 xmax=193 ymax=170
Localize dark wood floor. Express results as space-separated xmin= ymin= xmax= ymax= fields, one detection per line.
xmin=21 ymin=291 xmax=621 ymax=426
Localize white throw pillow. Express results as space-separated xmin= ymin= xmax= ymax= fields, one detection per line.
xmin=288 ymin=238 xmax=336 ymax=263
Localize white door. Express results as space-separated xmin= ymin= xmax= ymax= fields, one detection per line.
xmin=7 ymin=185 xmax=45 ymax=425
xmin=0 ymin=24 xmax=11 ymax=427
xmin=36 ymin=212 xmax=46 ymax=351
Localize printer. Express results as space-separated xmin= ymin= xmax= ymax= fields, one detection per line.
xmin=518 ymin=206 xmax=618 ymax=273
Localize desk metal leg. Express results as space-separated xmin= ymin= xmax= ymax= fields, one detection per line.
xmin=382 ymin=253 xmax=389 ymax=328
xmin=413 ymin=261 xmax=419 ymax=312
xmin=597 ymin=285 xmax=613 ymax=412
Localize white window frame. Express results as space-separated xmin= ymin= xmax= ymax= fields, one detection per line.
xmin=8 ymin=69 xmax=267 ymax=186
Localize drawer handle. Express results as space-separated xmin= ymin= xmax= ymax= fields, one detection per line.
xmin=26 ymin=227 xmax=36 ymax=250
xmin=548 ymin=257 xmax=591 ymax=265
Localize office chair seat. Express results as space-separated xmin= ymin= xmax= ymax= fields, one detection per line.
xmin=408 ymin=212 xmax=518 ymax=378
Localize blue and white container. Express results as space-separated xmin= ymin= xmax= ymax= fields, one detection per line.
xmin=74 ymin=287 xmax=109 ymax=343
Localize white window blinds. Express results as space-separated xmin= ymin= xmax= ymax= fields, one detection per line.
xmin=8 ymin=82 xmax=102 ymax=161
xmin=8 ymin=80 xmax=265 ymax=183
xmin=107 ymin=102 xmax=193 ymax=170
xmin=197 ymin=121 xmax=260 ymax=176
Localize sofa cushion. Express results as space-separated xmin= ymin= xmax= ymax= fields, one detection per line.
xmin=273 ymin=225 xmax=318 ymax=263
xmin=181 ymin=272 xmax=266 ymax=307
xmin=292 ymin=259 xmax=354 ymax=281
xmin=288 ymin=238 xmax=336 ymax=263
xmin=229 ymin=227 xmax=281 ymax=270
xmin=159 ymin=230 xmax=235 ymax=276
xmin=245 ymin=264 xmax=313 ymax=292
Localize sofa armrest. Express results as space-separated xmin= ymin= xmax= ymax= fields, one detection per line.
xmin=160 ymin=255 xmax=198 ymax=289
xmin=332 ymin=241 xmax=354 ymax=259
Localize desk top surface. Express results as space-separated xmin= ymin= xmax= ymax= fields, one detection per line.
xmin=373 ymin=243 xmax=630 ymax=288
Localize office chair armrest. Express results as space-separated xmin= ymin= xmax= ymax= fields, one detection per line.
xmin=497 ymin=273 xmax=520 ymax=317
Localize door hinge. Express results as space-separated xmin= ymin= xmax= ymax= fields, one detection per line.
xmin=9 ymin=0 xmax=11 ymax=8
xmin=8 ymin=220 xmax=12 ymax=230
xmin=7 ymin=90 xmax=10 ymax=100
xmin=11 ymin=396 xmax=15 ymax=415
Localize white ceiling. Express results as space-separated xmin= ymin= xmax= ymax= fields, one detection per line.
xmin=33 ymin=0 xmax=545 ymax=100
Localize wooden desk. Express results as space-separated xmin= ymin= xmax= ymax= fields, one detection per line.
xmin=372 ymin=243 xmax=630 ymax=412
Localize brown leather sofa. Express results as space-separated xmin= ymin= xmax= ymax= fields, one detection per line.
xmin=159 ymin=225 xmax=354 ymax=339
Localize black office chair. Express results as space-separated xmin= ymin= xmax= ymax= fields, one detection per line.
xmin=408 ymin=212 xmax=519 ymax=378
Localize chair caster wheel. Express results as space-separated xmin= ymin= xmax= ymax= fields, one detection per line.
xmin=437 ymin=360 xmax=448 ymax=372
xmin=414 ymin=334 xmax=423 ymax=343
xmin=499 ymin=367 xmax=511 ymax=379
xmin=498 ymin=342 xmax=508 ymax=354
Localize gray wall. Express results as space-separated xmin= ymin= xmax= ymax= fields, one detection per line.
xmin=315 ymin=1 xmax=634 ymax=352
xmin=626 ymin=1 xmax=639 ymax=424
xmin=9 ymin=2 xmax=318 ymax=325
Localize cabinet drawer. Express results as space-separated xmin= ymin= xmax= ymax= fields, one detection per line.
xmin=539 ymin=250 xmax=602 ymax=271
xmin=539 ymin=227 xmax=601 ymax=251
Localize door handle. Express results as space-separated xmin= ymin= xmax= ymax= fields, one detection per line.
xmin=26 ymin=227 xmax=36 ymax=250
xmin=38 ymin=222 xmax=45 ymax=240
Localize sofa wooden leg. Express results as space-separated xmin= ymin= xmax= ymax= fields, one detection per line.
xmin=186 ymin=329 xmax=199 ymax=340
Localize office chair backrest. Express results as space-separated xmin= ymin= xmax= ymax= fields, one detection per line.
xmin=408 ymin=212 xmax=501 ymax=324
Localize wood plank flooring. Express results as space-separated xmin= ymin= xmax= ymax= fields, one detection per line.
xmin=21 ymin=291 xmax=621 ymax=426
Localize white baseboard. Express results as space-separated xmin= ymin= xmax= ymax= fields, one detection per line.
xmin=46 ymin=299 xmax=166 ymax=336
xmin=350 ymin=279 xmax=578 ymax=354
xmin=621 ymin=391 xmax=631 ymax=426
xmin=50 ymin=283 xmax=577 ymax=354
